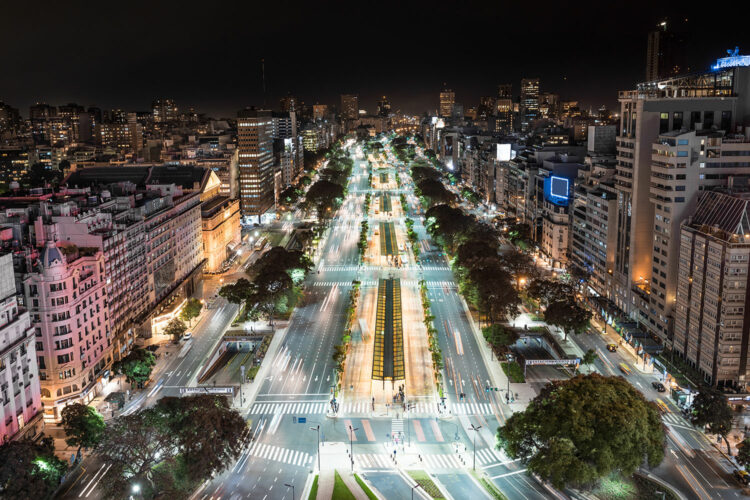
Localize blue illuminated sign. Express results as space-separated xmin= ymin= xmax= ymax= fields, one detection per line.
xmin=543 ymin=175 xmax=571 ymax=206
xmin=711 ymin=47 xmax=750 ymax=71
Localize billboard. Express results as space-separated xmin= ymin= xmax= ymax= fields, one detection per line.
xmin=496 ymin=143 xmax=511 ymax=161
xmin=543 ymin=175 xmax=571 ymax=206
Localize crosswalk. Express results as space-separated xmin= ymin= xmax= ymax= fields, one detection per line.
xmin=357 ymin=448 xmax=505 ymax=470
xmin=662 ymin=412 xmax=689 ymax=427
xmin=392 ymin=418 xmax=404 ymax=435
xmin=313 ymin=280 xmax=457 ymax=289
xmin=250 ymin=402 xmax=328 ymax=415
xmin=250 ymin=401 xmax=449 ymax=416
xmin=246 ymin=442 xmax=312 ymax=467
xmin=450 ymin=402 xmax=494 ymax=415
xmin=320 ymin=265 xmax=450 ymax=272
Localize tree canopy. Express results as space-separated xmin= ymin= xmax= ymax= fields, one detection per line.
xmin=544 ymin=298 xmax=590 ymax=340
xmin=179 ymin=297 xmax=202 ymax=324
xmin=61 ymin=403 xmax=106 ymax=455
xmin=164 ymin=318 xmax=188 ymax=340
xmin=305 ymin=180 xmax=345 ymax=219
xmin=113 ymin=348 xmax=156 ymax=388
xmin=689 ymin=388 xmax=734 ymax=453
xmin=0 ymin=437 xmax=67 ymax=498
xmin=97 ymin=395 xmax=250 ymax=499
xmin=416 ymin=178 xmax=455 ymax=207
xmin=497 ymin=374 xmax=665 ymax=489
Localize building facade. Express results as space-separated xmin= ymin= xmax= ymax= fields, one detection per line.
xmin=237 ymin=108 xmax=274 ymax=219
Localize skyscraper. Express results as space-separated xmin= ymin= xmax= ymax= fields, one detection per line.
xmin=280 ymin=94 xmax=300 ymax=114
xmin=340 ymin=94 xmax=359 ymax=120
xmin=439 ymin=87 xmax=455 ymax=118
xmin=645 ymin=20 xmax=689 ymax=81
xmin=152 ymin=99 xmax=178 ymax=123
xmin=497 ymin=84 xmax=512 ymax=99
xmin=237 ymin=108 xmax=274 ymax=219
xmin=377 ymin=96 xmax=391 ymax=117
xmin=520 ymin=78 xmax=540 ymax=130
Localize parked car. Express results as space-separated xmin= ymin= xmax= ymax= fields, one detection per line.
xmin=182 ymin=331 xmax=192 ymax=341
xmin=651 ymin=381 xmax=666 ymax=392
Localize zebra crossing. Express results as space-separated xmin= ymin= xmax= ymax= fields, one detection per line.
xmin=312 ymin=280 xmax=457 ymax=289
xmin=250 ymin=402 xmax=328 ymax=415
xmin=662 ymin=412 xmax=689 ymax=427
xmin=356 ymin=448 xmax=505 ymax=470
xmin=449 ymin=402 xmax=494 ymax=415
xmin=340 ymin=401 xmax=436 ymax=414
xmin=320 ymin=265 xmax=450 ymax=272
xmin=246 ymin=442 xmax=312 ymax=467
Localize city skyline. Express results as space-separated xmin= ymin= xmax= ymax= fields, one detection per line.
xmin=2 ymin=2 xmax=749 ymax=117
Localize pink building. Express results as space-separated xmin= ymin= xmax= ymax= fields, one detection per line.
xmin=23 ymin=240 xmax=112 ymax=421
xmin=0 ymin=252 xmax=43 ymax=441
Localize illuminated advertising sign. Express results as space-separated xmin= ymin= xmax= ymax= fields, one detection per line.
xmin=711 ymin=47 xmax=750 ymax=71
xmin=496 ymin=143 xmax=511 ymax=161
xmin=543 ymin=175 xmax=571 ymax=206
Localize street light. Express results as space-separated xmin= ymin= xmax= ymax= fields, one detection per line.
xmin=348 ymin=424 xmax=359 ymax=472
xmin=284 ymin=483 xmax=295 ymax=500
xmin=310 ymin=425 xmax=321 ymax=471
xmin=467 ymin=423 xmax=482 ymax=470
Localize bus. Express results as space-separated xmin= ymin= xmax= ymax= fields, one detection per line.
xmin=254 ymin=236 xmax=267 ymax=251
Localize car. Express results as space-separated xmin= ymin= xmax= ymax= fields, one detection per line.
xmin=651 ymin=381 xmax=666 ymax=392
xmin=733 ymin=469 xmax=750 ymax=486
xmin=182 ymin=332 xmax=192 ymax=341
xmin=606 ymin=344 xmax=617 ymax=352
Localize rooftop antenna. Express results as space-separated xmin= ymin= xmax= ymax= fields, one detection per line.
xmin=261 ymin=58 xmax=267 ymax=108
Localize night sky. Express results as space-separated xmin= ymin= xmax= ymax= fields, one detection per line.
xmin=2 ymin=1 xmax=749 ymax=118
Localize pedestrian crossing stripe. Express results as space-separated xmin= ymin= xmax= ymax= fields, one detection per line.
xmin=250 ymin=402 xmax=328 ymax=415
xmin=450 ymin=403 xmax=493 ymax=415
xmin=312 ymin=281 xmax=457 ymax=289
xmin=247 ymin=442 xmax=312 ymax=467
xmin=320 ymin=265 xmax=450 ymax=272
xmin=662 ymin=412 xmax=688 ymax=426
xmin=355 ymin=448 xmax=505 ymax=470
xmin=337 ymin=402 xmax=438 ymax=414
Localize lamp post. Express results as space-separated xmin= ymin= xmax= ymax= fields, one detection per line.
xmin=284 ymin=483 xmax=295 ymax=500
xmin=406 ymin=402 xmax=415 ymax=447
xmin=467 ymin=423 xmax=482 ymax=470
xmin=348 ymin=424 xmax=359 ymax=472
xmin=310 ymin=425 xmax=321 ymax=472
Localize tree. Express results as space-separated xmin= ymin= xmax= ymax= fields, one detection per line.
xmin=305 ymin=180 xmax=345 ymax=220
xmin=113 ymin=348 xmax=156 ymax=388
xmin=61 ymin=403 xmax=106 ymax=456
xmin=498 ymin=251 xmax=537 ymax=282
xmin=497 ymin=374 xmax=665 ymax=489
xmin=332 ymin=344 xmax=347 ymax=371
xmin=690 ymin=388 xmax=734 ymax=454
xmin=468 ymin=261 xmax=520 ymax=325
xmin=544 ymin=298 xmax=590 ymax=341
xmin=416 ymin=178 xmax=455 ymax=207
xmin=526 ymin=278 xmax=575 ymax=308
xmin=579 ymin=349 xmax=598 ymax=373
xmin=0 ymin=438 xmax=68 ymax=498
xmin=219 ymin=278 xmax=254 ymax=305
xmin=737 ymin=438 xmax=750 ymax=467
xmin=97 ymin=395 xmax=250 ymax=499
xmin=482 ymin=324 xmax=519 ymax=350
xmin=164 ymin=318 xmax=187 ymax=341
xmin=179 ymin=297 xmax=202 ymax=325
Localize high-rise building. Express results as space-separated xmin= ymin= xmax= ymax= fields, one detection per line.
xmin=614 ymin=61 xmax=750 ymax=346
xmin=280 ymin=94 xmax=300 ymax=114
xmin=312 ymin=104 xmax=329 ymax=121
xmin=439 ymin=87 xmax=455 ymax=118
xmin=340 ymin=94 xmax=359 ymax=121
xmin=520 ymin=78 xmax=540 ymax=130
xmin=377 ymin=96 xmax=391 ymax=117
xmin=645 ymin=20 xmax=690 ymax=81
xmin=0 ymin=252 xmax=43 ymax=441
xmin=237 ymin=108 xmax=274 ymax=218
xmin=152 ymin=99 xmax=178 ymax=124
xmin=497 ymin=84 xmax=512 ymax=99
xmin=478 ymin=96 xmax=497 ymax=118
xmin=674 ymin=191 xmax=750 ymax=388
